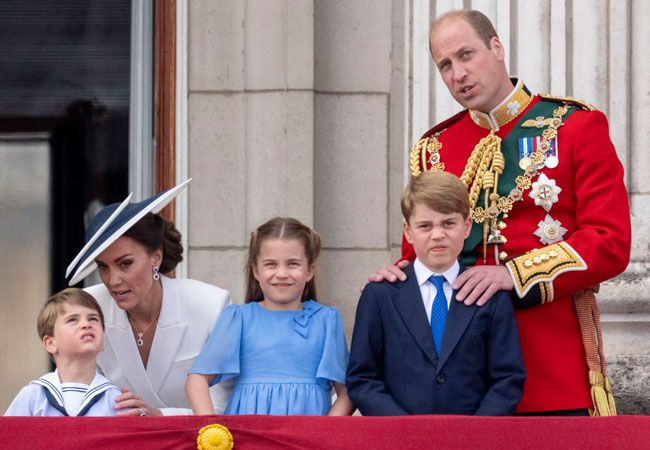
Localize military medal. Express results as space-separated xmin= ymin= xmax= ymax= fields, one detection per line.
xmin=518 ymin=137 xmax=532 ymax=170
xmin=534 ymin=214 xmax=567 ymax=244
xmin=529 ymin=173 xmax=561 ymax=212
xmin=545 ymin=136 xmax=559 ymax=168
xmin=519 ymin=135 xmax=559 ymax=170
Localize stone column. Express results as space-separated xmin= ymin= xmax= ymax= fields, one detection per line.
xmin=313 ymin=0 xmax=393 ymax=337
xmin=602 ymin=0 xmax=650 ymax=414
xmin=186 ymin=0 xmax=314 ymax=302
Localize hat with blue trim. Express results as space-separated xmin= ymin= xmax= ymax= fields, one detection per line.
xmin=66 ymin=179 xmax=191 ymax=286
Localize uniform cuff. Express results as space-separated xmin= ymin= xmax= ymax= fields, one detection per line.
xmin=505 ymin=241 xmax=587 ymax=298
xmin=511 ymin=281 xmax=553 ymax=309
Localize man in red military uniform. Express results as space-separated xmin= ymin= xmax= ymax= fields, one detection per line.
xmin=371 ymin=9 xmax=630 ymax=415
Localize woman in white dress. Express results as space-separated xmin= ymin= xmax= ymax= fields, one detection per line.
xmin=66 ymin=180 xmax=230 ymax=416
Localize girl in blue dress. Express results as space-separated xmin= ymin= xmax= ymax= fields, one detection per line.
xmin=186 ymin=217 xmax=354 ymax=416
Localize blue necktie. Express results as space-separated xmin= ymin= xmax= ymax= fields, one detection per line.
xmin=429 ymin=275 xmax=447 ymax=354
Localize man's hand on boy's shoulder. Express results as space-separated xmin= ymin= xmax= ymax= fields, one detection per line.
xmin=365 ymin=260 xmax=514 ymax=307
xmin=453 ymin=266 xmax=514 ymax=306
xmin=366 ymin=260 xmax=410 ymax=284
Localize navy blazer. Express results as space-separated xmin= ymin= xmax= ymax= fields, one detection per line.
xmin=347 ymin=263 xmax=525 ymax=416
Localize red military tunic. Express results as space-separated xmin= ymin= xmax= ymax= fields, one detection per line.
xmin=402 ymin=81 xmax=631 ymax=412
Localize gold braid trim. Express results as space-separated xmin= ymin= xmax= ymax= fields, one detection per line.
xmin=574 ymin=286 xmax=617 ymax=416
xmin=409 ymin=137 xmax=427 ymax=178
xmin=461 ymin=132 xmax=501 ymax=210
xmin=539 ymin=281 xmax=552 ymax=304
xmin=538 ymin=93 xmax=596 ymax=111
xmin=457 ymin=132 xmax=504 ymax=262
xmin=505 ymin=242 xmax=587 ymax=297
xmin=409 ymin=134 xmax=444 ymax=178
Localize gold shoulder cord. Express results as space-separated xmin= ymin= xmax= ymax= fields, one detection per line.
xmin=409 ymin=137 xmax=427 ymax=177
xmin=457 ymin=132 xmax=503 ymax=262
xmin=409 ymin=134 xmax=444 ymax=178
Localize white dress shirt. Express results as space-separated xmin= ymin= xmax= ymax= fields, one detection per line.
xmin=413 ymin=258 xmax=460 ymax=323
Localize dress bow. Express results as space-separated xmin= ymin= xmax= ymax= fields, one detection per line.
xmin=293 ymin=300 xmax=322 ymax=338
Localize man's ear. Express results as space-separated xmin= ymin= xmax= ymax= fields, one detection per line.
xmin=490 ymin=36 xmax=505 ymax=61
xmin=403 ymin=219 xmax=414 ymax=244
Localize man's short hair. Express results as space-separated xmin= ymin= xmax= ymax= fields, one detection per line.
xmin=401 ymin=171 xmax=470 ymax=221
xmin=37 ymin=288 xmax=104 ymax=340
xmin=431 ymin=9 xmax=498 ymax=48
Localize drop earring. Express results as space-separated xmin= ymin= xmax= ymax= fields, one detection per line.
xmin=153 ymin=266 xmax=160 ymax=281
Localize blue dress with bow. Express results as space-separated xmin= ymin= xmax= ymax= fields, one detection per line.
xmin=190 ymin=300 xmax=348 ymax=415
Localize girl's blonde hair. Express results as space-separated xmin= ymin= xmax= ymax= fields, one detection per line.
xmin=245 ymin=217 xmax=321 ymax=303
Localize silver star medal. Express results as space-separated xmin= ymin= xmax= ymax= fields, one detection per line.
xmin=534 ymin=214 xmax=567 ymax=244
xmin=529 ymin=173 xmax=561 ymax=212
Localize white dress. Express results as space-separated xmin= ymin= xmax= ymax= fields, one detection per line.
xmin=86 ymin=275 xmax=232 ymax=415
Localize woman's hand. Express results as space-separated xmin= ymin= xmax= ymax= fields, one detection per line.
xmin=114 ymin=388 xmax=162 ymax=417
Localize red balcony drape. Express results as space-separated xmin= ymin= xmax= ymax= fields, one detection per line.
xmin=2 ymin=414 xmax=648 ymax=449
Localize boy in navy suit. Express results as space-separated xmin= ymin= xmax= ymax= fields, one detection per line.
xmin=347 ymin=171 xmax=525 ymax=415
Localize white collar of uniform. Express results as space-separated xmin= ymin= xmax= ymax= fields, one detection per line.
xmin=32 ymin=369 xmax=115 ymax=415
xmin=413 ymin=258 xmax=460 ymax=288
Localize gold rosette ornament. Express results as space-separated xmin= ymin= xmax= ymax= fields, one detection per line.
xmin=197 ymin=424 xmax=234 ymax=450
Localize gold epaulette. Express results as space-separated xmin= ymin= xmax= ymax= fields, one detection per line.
xmin=538 ymin=93 xmax=596 ymax=111
xmin=505 ymin=241 xmax=587 ymax=297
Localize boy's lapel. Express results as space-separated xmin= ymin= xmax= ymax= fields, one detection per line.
xmin=436 ymin=264 xmax=477 ymax=373
xmin=392 ymin=264 xmax=438 ymax=366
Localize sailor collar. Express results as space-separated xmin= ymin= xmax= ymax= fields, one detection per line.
xmin=32 ymin=370 xmax=115 ymax=416
xmin=469 ymin=79 xmax=532 ymax=130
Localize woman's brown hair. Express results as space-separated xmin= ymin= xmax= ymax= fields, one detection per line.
xmin=123 ymin=212 xmax=183 ymax=273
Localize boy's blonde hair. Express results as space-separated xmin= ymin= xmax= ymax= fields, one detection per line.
xmin=37 ymin=288 xmax=105 ymax=340
xmin=401 ymin=171 xmax=470 ymax=221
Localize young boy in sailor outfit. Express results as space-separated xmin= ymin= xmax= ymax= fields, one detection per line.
xmin=4 ymin=288 xmax=121 ymax=416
